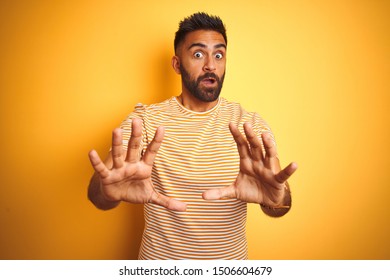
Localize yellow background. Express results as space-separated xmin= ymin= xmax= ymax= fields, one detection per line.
xmin=1 ymin=0 xmax=389 ymax=259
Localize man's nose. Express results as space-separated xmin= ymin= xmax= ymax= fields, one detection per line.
xmin=203 ymin=57 xmax=216 ymax=72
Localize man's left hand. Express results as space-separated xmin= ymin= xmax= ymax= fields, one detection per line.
xmin=202 ymin=122 xmax=297 ymax=208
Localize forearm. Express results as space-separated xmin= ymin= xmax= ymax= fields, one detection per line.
xmin=260 ymin=182 xmax=292 ymax=218
xmin=88 ymin=172 xmax=120 ymax=210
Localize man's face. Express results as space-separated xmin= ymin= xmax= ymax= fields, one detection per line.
xmin=175 ymin=30 xmax=227 ymax=102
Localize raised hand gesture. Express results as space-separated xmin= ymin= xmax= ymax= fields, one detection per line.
xmin=88 ymin=118 xmax=187 ymax=211
xmin=203 ymin=122 xmax=297 ymax=215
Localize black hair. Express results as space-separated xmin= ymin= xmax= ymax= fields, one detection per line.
xmin=174 ymin=12 xmax=227 ymax=53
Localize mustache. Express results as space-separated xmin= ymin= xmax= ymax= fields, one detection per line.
xmin=197 ymin=73 xmax=220 ymax=83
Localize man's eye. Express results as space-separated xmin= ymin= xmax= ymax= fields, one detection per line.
xmin=194 ymin=52 xmax=203 ymax=58
xmin=215 ymin=53 xmax=223 ymax=59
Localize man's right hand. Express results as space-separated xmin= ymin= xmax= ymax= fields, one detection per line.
xmin=88 ymin=118 xmax=187 ymax=211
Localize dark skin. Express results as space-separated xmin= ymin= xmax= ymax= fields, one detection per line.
xmin=88 ymin=30 xmax=298 ymax=216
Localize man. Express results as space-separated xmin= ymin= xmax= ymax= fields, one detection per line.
xmin=88 ymin=12 xmax=297 ymax=259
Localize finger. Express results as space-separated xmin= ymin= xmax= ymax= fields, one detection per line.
xmin=202 ymin=185 xmax=236 ymax=200
xmin=275 ymin=162 xmax=298 ymax=183
xmin=142 ymin=126 xmax=164 ymax=166
xmin=262 ymin=133 xmax=278 ymax=159
xmin=149 ymin=192 xmax=187 ymax=212
xmin=111 ymin=128 xmax=124 ymax=168
xmin=125 ymin=118 xmax=143 ymax=163
xmin=243 ymin=122 xmax=263 ymax=161
xmin=88 ymin=150 xmax=110 ymax=178
xmin=229 ymin=122 xmax=250 ymax=160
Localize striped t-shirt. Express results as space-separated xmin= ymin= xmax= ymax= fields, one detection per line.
xmin=120 ymin=96 xmax=273 ymax=260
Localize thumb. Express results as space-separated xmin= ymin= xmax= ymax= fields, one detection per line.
xmin=202 ymin=185 xmax=236 ymax=200
xmin=149 ymin=191 xmax=187 ymax=212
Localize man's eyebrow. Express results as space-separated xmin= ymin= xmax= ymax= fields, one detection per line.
xmin=214 ymin=43 xmax=227 ymax=49
xmin=188 ymin=43 xmax=227 ymax=50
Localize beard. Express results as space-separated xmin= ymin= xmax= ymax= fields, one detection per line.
xmin=180 ymin=64 xmax=225 ymax=102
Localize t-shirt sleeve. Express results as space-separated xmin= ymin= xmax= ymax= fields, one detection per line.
xmin=119 ymin=103 xmax=147 ymax=157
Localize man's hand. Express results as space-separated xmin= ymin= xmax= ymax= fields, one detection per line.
xmin=88 ymin=118 xmax=187 ymax=211
xmin=202 ymin=122 xmax=297 ymax=209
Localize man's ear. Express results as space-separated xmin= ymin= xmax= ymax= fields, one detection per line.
xmin=172 ymin=56 xmax=181 ymax=74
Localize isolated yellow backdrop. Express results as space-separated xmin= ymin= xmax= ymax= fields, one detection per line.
xmin=1 ymin=0 xmax=389 ymax=259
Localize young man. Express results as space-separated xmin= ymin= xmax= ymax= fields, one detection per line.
xmin=88 ymin=12 xmax=297 ymax=259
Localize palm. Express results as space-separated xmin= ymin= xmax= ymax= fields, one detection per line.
xmin=99 ymin=161 xmax=154 ymax=205
xmin=203 ymin=122 xmax=297 ymax=207
xmin=89 ymin=118 xmax=187 ymax=211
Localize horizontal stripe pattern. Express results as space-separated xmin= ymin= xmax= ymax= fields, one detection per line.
xmin=120 ymin=97 xmax=273 ymax=260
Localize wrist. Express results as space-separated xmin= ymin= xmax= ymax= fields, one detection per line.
xmin=260 ymin=202 xmax=290 ymax=210
xmin=260 ymin=183 xmax=292 ymax=217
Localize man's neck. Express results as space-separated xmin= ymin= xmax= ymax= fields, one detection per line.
xmin=178 ymin=92 xmax=219 ymax=112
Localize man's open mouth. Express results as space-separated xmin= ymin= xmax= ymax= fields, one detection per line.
xmin=202 ymin=77 xmax=217 ymax=85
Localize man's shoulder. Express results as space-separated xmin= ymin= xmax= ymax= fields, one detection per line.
xmin=220 ymin=97 xmax=258 ymax=117
xmin=130 ymin=97 xmax=175 ymax=114
xmin=147 ymin=97 xmax=175 ymax=110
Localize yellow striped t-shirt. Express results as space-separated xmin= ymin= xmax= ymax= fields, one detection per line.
xmin=120 ymin=96 xmax=273 ymax=260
